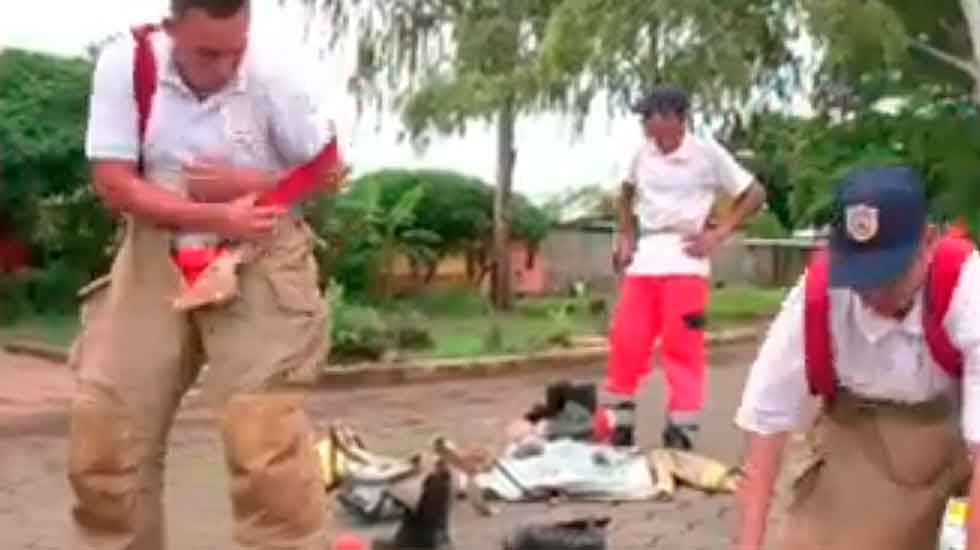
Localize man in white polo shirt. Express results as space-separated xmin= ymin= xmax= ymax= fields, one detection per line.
xmin=70 ymin=1 xmax=338 ymax=549
xmin=733 ymin=166 xmax=980 ymax=550
xmin=605 ymin=85 xmax=766 ymax=450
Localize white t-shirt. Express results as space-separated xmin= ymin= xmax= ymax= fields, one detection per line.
xmin=85 ymin=31 xmax=335 ymax=246
xmin=624 ymin=133 xmax=755 ymax=277
xmin=735 ymin=252 xmax=980 ymax=445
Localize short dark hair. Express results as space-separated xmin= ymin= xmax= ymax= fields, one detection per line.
xmin=171 ymin=0 xmax=249 ymax=18
xmin=631 ymin=85 xmax=689 ymax=119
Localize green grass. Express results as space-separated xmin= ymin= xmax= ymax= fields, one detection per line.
xmin=708 ymin=285 xmax=788 ymax=327
xmin=378 ymin=285 xmax=787 ymax=359
xmin=0 ymin=312 xmax=79 ymax=348
xmin=1 ymin=285 xmax=788 ymax=360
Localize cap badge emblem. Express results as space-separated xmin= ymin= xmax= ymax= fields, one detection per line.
xmin=845 ymin=204 xmax=879 ymax=243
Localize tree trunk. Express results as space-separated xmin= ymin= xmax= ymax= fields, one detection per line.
xmin=491 ymin=98 xmax=517 ymax=310
xmin=380 ymin=240 xmax=394 ymax=300
xmin=962 ymin=0 xmax=980 ymax=103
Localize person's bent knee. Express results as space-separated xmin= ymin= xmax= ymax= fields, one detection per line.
xmin=68 ymin=393 xmax=141 ymax=533
xmin=220 ymin=393 xmax=326 ymax=546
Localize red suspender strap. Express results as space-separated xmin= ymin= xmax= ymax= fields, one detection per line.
xmin=255 ymin=138 xmax=342 ymax=207
xmin=127 ymin=23 xmax=343 ymax=207
xmin=804 ymin=247 xmax=837 ymax=399
xmin=131 ymin=24 xmax=159 ymax=173
xmin=924 ymin=233 xmax=974 ymax=379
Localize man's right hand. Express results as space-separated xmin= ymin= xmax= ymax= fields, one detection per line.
xmin=213 ymin=194 xmax=286 ymax=241
xmin=613 ymin=233 xmax=636 ymax=273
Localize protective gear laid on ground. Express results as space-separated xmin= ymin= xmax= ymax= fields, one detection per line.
xmin=373 ymin=463 xmax=454 ymax=550
xmin=476 ymin=439 xmax=656 ymax=502
xmin=544 ymin=401 xmax=594 ymax=441
xmin=662 ymin=422 xmax=699 ymax=450
xmin=432 ymin=437 xmax=498 ymax=517
xmin=648 ymin=448 xmax=740 ymax=501
xmin=338 ymin=484 xmax=410 ymax=524
xmin=593 ymin=401 xmax=635 ymax=447
xmin=314 ymin=424 xmax=423 ymax=523
xmin=938 ymin=497 xmax=968 ymax=550
xmin=524 ymin=381 xmax=598 ymax=442
xmin=503 ymin=517 xmax=610 ymax=550
xmin=316 ymin=424 xmax=422 ymax=491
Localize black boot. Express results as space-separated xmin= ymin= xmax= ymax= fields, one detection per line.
xmin=609 ymin=401 xmax=635 ymax=447
xmin=504 ymin=517 xmax=610 ymax=550
xmin=374 ymin=464 xmax=453 ymax=550
xmin=662 ymin=422 xmax=698 ymax=450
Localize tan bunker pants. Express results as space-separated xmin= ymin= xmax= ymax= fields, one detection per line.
xmin=778 ymin=389 xmax=971 ymax=550
xmin=66 ymin=217 xmax=329 ymax=550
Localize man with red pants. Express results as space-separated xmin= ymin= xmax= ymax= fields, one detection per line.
xmin=606 ymin=85 xmax=766 ymax=450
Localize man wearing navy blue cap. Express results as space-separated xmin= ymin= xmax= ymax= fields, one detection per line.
xmin=732 ymin=165 xmax=980 ymax=550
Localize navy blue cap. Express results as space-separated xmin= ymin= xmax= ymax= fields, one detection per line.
xmin=631 ymin=85 xmax=689 ymax=118
xmin=828 ymin=166 xmax=928 ymax=290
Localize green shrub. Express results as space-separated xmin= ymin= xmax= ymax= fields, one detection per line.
xmin=326 ymin=283 xmax=435 ymax=364
xmin=387 ymin=309 xmax=436 ymax=350
xmin=744 ymin=210 xmax=790 ymax=239
xmin=0 ymin=273 xmax=36 ymax=325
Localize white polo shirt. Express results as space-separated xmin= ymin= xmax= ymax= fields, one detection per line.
xmin=85 ymin=30 xmax=334 ymax=245
xmin=735 ymin=252 xmax=980 ymax=444
xmin=624 ymin=133 xmax=755 ymax=278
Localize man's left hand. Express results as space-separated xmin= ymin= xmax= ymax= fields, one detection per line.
xmin=184 ymin=160 xmax=272 ymax=203
xmin=321 ymin=164 xmax=352 ymax=193
xmin=684 ymin=228 xmax=727 ymax=258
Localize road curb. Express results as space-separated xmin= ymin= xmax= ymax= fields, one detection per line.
xmin=301 ymin=325 xmax=763 ymax=389
xmin=4 ymin=326 xmax=763 ymax=389
xmin=2 ymin=341 xmax=70 ymax=364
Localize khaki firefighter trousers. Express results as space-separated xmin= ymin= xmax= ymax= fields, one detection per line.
xmin=66 ymin=216 xmax=329 ymax=550
xmin=778 ymin=389 xmax=971 ymax=550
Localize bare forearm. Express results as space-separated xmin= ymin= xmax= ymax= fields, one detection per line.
xmin=966 ymin=451 xmax=980 ymax=550
xmin=93 ymin=162 xmax=225 ymax=233
xmin=618 ymin=181 xmax=637 ymax=237
xmin=718 ymin=182 xmax=766 ymax=236
xmin=735 ymin=432 xmax=788 ymax=550
xmin=184 ymin=163 xmax=278 ymax=203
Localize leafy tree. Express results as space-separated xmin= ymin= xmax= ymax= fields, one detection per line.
xmin=363 ymin=183 xmax=442 ymax=299
xmin=305 ymin=178 xmax=441 ymax=298
xmin=537 ymin=0 xmax=803 ymax=123
xmin=353 ymin=169 xmax=494 ymax=265
xmin=0 ymin=49 xmax=95 ymax=235
xmin=287 ymin=0 xmax=569 ymax=310
xmin=314 ymin=168 xmax=552 ymax=293
xmin=721 ymin=1 xmax=980 ymax=238
xmin=801 ymin=0 xmax=980 ymax=110
xmin=540 ymin=184 xmax=618 ymax=223
xmin=739 ymin=97 xmax=980 ymax=236
xmin=0 ymin=49 xmax=116 ymax=312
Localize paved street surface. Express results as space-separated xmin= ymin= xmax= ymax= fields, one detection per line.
xmin=0 ymin=341 xmax=798 ymax=549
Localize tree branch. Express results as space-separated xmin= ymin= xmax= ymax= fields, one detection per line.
xmin=909 ymin=38 xmax=979 ymax=79
xmin=961 ymin=0 xmax=980 ymax=62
